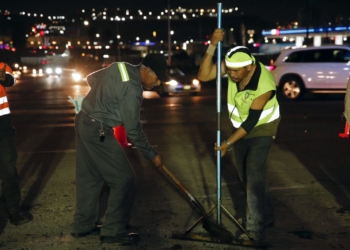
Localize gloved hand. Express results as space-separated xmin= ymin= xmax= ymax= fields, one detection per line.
xmin=68 ymin=95 xmax=85 ymax=114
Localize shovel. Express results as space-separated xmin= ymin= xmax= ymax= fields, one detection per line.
xmin=162 ymin=165 xmax=234 ymax=242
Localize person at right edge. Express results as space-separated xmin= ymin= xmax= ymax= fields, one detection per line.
xmin=343 ymin=77 xmax=350 ymax=128
xmin=71 ymin=54 xmax=170 ymax=245
xmin=198 ymin=29 xmax=281 ymax=241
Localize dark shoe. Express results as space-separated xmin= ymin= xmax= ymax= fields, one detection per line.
xmin=100 ymin=232 xmax=139 ymax=245
xmin=9 ymin=211 xmax=30 ymax=226
xmin=71 ymin=226 xmax=101 ymax=238
xmin=239 ymin=230 xmax=265 ymax=241
xmin=237 ymin=218 xmax=274 ymax=228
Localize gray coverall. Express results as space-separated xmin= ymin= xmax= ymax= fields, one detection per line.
xmin=72 ymin=62 xmax=157 ymax=236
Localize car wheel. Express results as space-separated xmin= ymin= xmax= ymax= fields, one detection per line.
xmin=280 ymin=76 xmax=304 ymax=100
xmin=157 ymin=84 xmax=168 ymax=97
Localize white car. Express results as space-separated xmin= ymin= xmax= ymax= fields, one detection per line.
xmin=155 ymin=66 xmax=201 ymax=96
xmin=270 ymin=45 xmax=350 ymax=100
xmin=45 ymin=66 xmax=62 ymax=77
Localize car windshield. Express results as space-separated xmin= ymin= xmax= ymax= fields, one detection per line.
xmin=167 ymin=67 xmax=185 ymax=77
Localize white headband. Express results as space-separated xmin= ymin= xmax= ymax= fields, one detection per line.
xmin=225 ymin=59 xmax=252 ymax=68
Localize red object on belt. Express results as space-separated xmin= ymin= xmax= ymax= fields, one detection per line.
xmin=339 ymin=121 xmax=349 ymax=138
xmin=113 ymin=126 xmax=129 ymax=147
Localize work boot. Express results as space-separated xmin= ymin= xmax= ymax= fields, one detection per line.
xmin=100 ymin=232 xmax=139 ymax=245
xmin=239 ymin=230 xmax=265 ymax=241
xmin=238 ymin=217 xmax=274 ymax=228
xmin=9 ymin=211 xmax=30 ymax=226
xmin=71 ymin=226 xmax=101 ymax=238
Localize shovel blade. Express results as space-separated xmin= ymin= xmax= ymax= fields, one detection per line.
xmin=203 ymin=219 xmax=234 ymax=243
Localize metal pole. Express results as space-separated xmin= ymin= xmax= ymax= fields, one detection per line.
xmin=167 ymin=0 xmax=171 ymax=65
xmin=115 ymin=9 xmax=121 ymax=61
xmin=216 ymin=2 xmax=222 ymax=225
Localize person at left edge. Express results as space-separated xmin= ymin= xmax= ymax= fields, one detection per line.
xmin=0 ymin=62 xmax=30 ymax=226
xmin=71 ymin=53 xmax=171 ymax=245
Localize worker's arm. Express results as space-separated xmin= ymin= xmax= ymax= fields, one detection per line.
xmin=198 ymin=28 xmax=226 ymax=82
xmin=215 ymin=91 xmax=272 ymax=157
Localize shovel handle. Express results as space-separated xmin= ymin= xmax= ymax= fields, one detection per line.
xmin=162 ymin=165 xmax=207 ymax=216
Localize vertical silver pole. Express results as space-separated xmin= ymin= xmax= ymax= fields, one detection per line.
xmin=167 ymin=0 xmax=172 ymax=65
xmin=216 ymin=2 xmax=222 ymax=225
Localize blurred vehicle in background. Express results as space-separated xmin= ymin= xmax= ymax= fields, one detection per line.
xmin=270 ymin=45 xmax=350 ymax=100
xmin=32 ymin=68 xmax=44 ymax=77
xmin=45 ymin=65 xmax=62 ymax=77
xmin=12 ymin=69 xmax=21 ymax=79
xmin=10 ymin=63 xmax=25 ymax=79
xmin=155 ymin=66 xmax=201 ymax=96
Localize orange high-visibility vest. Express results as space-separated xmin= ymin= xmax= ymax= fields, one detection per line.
xmin=0 ymin=62 xmax=15 ymax=117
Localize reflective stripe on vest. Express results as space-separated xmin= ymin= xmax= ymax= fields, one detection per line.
xmin=228 ymin=102 xmax=280 ymax=128
xmin=117 ymin=62 xmax=129 ymax=82
xmin=0 ymin=88 xmax=10 ymax=116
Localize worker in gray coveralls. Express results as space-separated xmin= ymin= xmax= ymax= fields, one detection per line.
xmin=71 ymin=54 xmax=170 ymax=245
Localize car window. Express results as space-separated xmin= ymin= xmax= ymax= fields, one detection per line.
xmin=303 ymin=49 xmax=334 ymax=63
xmin=345 ymin=51 xmax=350 ymax=62
xmin=284 ymin=51 xmax=305 ymax=62
xmin=331 ymin=49 xmax=350 ymax=63
xmin=167 ymin=67 xmax=185 ymax=76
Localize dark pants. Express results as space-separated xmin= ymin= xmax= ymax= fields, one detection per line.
xmin=0 ymin=135 xmax=21 ymax=213
xmin=233 ymin=136 xmax=274 ymax=233
xmin=72 ymin=112 xmax=136 ymax=236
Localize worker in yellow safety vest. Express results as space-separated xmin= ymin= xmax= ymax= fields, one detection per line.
xmin=198 ymin=29 xmax=281 ymax=241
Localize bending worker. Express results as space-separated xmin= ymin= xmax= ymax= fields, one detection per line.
xmin=71 ymin=54 xmax=170 ymax=245
xmin=198 ymin=29 xmax=281 ymax=241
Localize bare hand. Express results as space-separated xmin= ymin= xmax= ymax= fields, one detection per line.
xmin=214 ymin=142 xmax=229 ymax=157
xmin=211 ymin=28 xmax=225 ymax=46
xmin=151 ymin=154 xmax=163 ymax=169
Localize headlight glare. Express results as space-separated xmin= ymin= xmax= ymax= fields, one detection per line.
xmin=192 ymin=79 xmax=200 ymax=85
xmin=46 ymin=68 xmax=53 ymax=74
xmin=55 ymin=67 xmax=62 ymax=74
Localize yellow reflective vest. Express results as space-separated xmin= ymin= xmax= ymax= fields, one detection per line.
xmin=227 ymin=62 xmax=280 ymax=130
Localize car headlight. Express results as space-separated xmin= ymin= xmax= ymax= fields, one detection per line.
xmin=46 ymin=68 xmax=53 ymax=74
xmin=13 ymin=71 xmax=21 ymax=78
xmin=55 ymin=67 xmax=62 ymax=74
xmin=72 ymin=72 xmax=82 ymax=81
xmin=192 ymin=79 xmax=200 ymax=85
xmin=165 ymin=80 xmax=178 ymax=86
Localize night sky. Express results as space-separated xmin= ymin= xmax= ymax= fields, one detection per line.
xmin=1 ymin=0 xmax=350 ymax=24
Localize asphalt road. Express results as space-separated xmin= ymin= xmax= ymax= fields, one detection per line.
xmin=0 ymin=70 xmax=349 ymax=250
